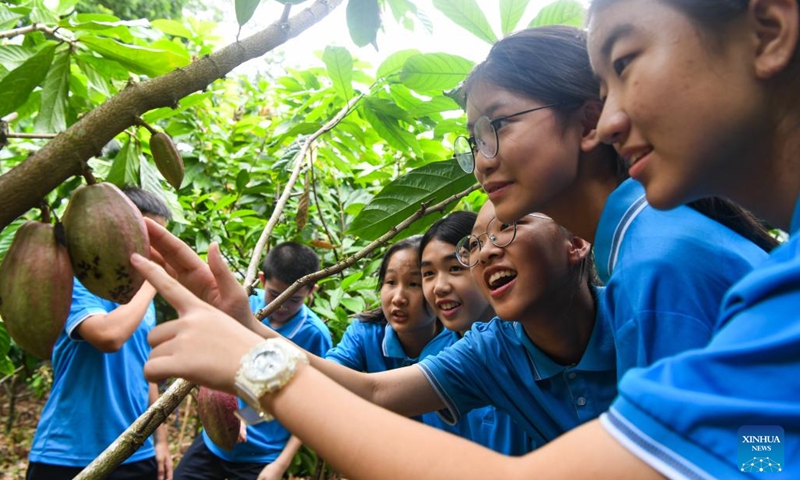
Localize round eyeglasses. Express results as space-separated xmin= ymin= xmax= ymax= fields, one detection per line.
xmin=455 ymin=213 xmax=552 ymax=267
xmin=454 ymin=102 xmax=563 ymax=174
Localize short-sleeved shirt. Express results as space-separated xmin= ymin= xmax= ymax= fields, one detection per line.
xmin=594 ymin=179 xmax=768 ymax=377
xmin=28 ymin=279 xmax=156 ymax=466
xmin=418 ymin=293 xmax=617 ymax=449
xmin=600 ymin=195 xmax=800 ymax=479
xmin=326 ymin=321 xmax=531 ymax=455
xmin=204 ymin=291 xmax=333 ymax=463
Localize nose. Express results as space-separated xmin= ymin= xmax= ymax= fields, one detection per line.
xmin=392 ymin=287 xmax=409 ymax=306
xmin=474 ymin=149 xmax=499 ymax=181
xmin=478 ymin=236 xmax=503 ymax=265
xmin=433 ymin=275 xmax=451 ymax=296
xmin=596 ymin=95 xmax=630 ymax=147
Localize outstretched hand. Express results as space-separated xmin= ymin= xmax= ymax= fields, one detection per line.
xmin=144 ymin=218 xmax=255 ymax=327
xmin=131 ymin=253 xmax=262 ymax=392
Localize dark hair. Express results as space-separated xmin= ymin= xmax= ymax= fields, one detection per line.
xmin=419 ymin=211 xmax=477 ymax=262
xmin=359 ymin=236 xmax=424 ymax=324
xmin=262 ymin=242 xmax=320 ymax=285
xmin=122 ymin=186 xmax=171 ymax=220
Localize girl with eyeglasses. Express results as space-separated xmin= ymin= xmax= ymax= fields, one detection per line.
xmin=456 ymin=25 xmax=777 ymax=380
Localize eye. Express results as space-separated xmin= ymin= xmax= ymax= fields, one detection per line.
xmin=384 ymin=279 xmax=396 ymax=286
xmin=612 ymin=54 xmax=634 ymax=76
xmin=421 ymin=269 xmax=435 ymax=279
xmin=449 ymin=265 xmax=464 ymax=273
xmin=498 ymin=222 xmax=514 ymax=231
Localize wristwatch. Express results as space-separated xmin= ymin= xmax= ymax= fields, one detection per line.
xmin=233 ymin=337 xmax=309 ymax=425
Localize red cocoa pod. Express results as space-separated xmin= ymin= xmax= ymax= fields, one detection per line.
xmin=197 ymin=387 xmax=241 ymax=451
xmin=0 ymin=221 xmax=73 ymax=359
xmin=62 ymin=183 xmax=149 ymax=304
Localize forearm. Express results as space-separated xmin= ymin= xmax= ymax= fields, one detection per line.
xmin=79 ymin=283 xmax=156 ymax=351
xmin=272 ymin=435 xmax=302 ymax=471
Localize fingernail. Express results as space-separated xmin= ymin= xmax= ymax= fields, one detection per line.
xmin=131 ymin=253 xmax=145 ymax=264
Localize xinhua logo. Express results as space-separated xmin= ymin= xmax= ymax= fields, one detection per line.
xmin=738 ymin=425 xmax=784 ymax=473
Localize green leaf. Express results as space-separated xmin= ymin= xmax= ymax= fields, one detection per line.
xmin=432 ymin=0 xmax=497 ymax=44
xmin=0 ymin=44 xmax=56 ymax=119
xmin=152 ymin=19 xmax=194 ymax=38
xmin=59 ymin=15 xmax=144 ymax=43
xmin=409 ymin=95 xmax=461 ymax=117
xmin=322 ymin=46 xmax=353 ymax=101
xmin=236 ymin=169 xmax=250 ymax=192
xmin=340 ymin=296 xmax=366 ymax=314
xmin=359 ymin=97 xmax=420 ymax=155
xmin=235 ymin=0 xmax=261 ymax=27
xmin=529 ymin=0 xmax=586 ymax=27
xmin=346 ymin=0 xmax=381 ymax=48
xmin=0 ymin=356 xmax=13 ymax=376
xmin=80 ymin=35 xmax=190 ymax=78
xmin=30 ymin=0 xmax=58 ymax=25
xmin=348 ymin=160 xmax=476 ymax=240
xmin=56 ymin=0 xmax=80 ymax=15
xmin=0 ymin=46 xmax=38 ymax=71
xmin=75 ymin=56 xmax=111 ymax=97
xmin=340 ymin=271 xmax=364 ymax=290
xmin=376 ymin=49 xmax=420 ymax=80
xmin=399 ymin=53 xmax=474 ymax=92
xmin=500 ymin=0 xmax=531 ymax=35
xmin=107 ymin=137 xmax=141 ymax=186
xmin=34 ymin=48 xmax=70 ymax=133
xmin=0 ymin=4 xmax=24 ymax=30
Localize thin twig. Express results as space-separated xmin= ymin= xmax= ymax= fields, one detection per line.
xmin=309 ymin=151 xmax=343 ymax=274
xmin=5 ymin=132 xmax=58 ymax=139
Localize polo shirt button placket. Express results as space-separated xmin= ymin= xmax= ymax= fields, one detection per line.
xmin=576 ymin=396 xmax=587 ymax=407
xmin=568 ymin=372 xmax=577 ymax=380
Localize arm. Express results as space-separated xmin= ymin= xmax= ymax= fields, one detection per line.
xmin=256 ymin=435 xmax=302 ymax=480
xmin=136 ymin=254 xmax=664 ymax=480
xmin=76 ymin=281 xmax=156 ymax=352
xmin=150 ymin=382 xmax=173 ymax=480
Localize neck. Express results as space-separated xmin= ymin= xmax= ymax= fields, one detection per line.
xmin=520 ymin=282 xmax=596 ymax=366
xmin=397 ymin=321 xmax=442 ymax=359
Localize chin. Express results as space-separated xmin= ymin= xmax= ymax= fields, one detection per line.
xmin=492 ymin=202 xmax=530 ymax=225
xmin=642 ymin=181 xmax=693 ymax=212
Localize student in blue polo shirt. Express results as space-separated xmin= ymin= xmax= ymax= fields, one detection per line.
xmin=455 ymin=25 xmax=776 ymax=379
xmin=174 ymin=242 xmax=332 ymax=480
xmin=27 ymin=187 xmax=173 ymax=480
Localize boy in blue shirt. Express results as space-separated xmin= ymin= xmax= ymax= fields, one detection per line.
xmin=26 ymin=187 xmax=173 ymax=480
xmin=174 ymin=242 xmax=332 ymax=480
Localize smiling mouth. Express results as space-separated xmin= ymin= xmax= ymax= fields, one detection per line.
xmin=437 ymin=300 xmax=462 ymax=313
xmin=486 ymin=270 xmax=517 ymax=291
xmin=628 ymin=149 xmax=652 ymax=168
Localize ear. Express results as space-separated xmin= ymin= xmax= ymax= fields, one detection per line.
xmin=749 ymin=0 xmax=799 ymax=79
xmin=566 ymin=235 xmax=592 ymax=267
xmin=258 ymin=271 xmax=265 ymax=288
xmin=579 ymin=99 xmax=604 ymax=152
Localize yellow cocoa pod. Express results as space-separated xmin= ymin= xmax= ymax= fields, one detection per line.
xmin=63 ymin=183 xmax=149 ymax=304
xmin=150 ymin=132 xmax=184 ymax=190
xmin=0 ymin=221 xmax=73 ymax=359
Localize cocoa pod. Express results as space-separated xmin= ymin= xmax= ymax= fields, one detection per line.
xmin=62 ymin=183 xmax=149 ymax=304
xmin=0 ymin=221 xmax=73 ymax=359
xmin=150 ymin=132 xmax=184 ymax=190
xmin=197 ymin=387 xmax=241 ymax=451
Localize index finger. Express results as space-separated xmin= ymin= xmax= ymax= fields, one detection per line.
xmin=131 ymin=252 xmax=201 ymax=314
xmin=144 ymin=217 xmax=208 ymax=276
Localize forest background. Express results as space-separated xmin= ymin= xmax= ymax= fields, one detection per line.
xmin=0 ymin=0 xmax=585 ymax=477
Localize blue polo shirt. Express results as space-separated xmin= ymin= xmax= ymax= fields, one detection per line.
xmin=29 ymin=279 xmax=156 ymax=466
xmin=594 ymin=179 xmax=768 ymax=377
xmin=601 ymin=195 xmax=800 ymax=479
xmin=326 ymin=320 xmax=531 ymax=455
xmin=418 ymin=292 xmax=617 ymax=449
xmin=204 ymin=291 xmax=333 ymax=463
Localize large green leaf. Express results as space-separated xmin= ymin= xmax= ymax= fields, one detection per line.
xmin=106 ymin=137 xmax=141 ymax=186
xmin=346 ymin=0 xmax=381 ymax=48
xmin=322 ymin=46 xmax=353 ymax=101
xmin=0 ymin=43 xmax=56 ymax=119
xmin=409 ymin=95 xmax=460 ymax=117
xmin=59 ymin=15 xmax=145 ymax=42
xmin=376 ymin=49 xmax=420 ymax=80
xmin=0 ymin=4 xmax=24 ymax=30
xmin=30 ymin=0 xmax=58 ymax=25
xmin=500 ymin=0 xmax=531 ymax=35
xmin=75 ymin=56 xmax=111 ymax=97
xmin=34 ymin=48 xmax=70 ymax=133
xmin=80 ymin=36 xmax=190 ymax=78
xmin=348 ymin=160 xmax=476 ymax=240
xmin=235 ymin=0 xmax=260 ymax=27
xmin=0 ymin=46 xmax=38 ymax=71
xmin=432 ymin=0 xmax=497 ymax=45
xmin=399 ymin=53 xmax=473 ymax=92
xmin=529 ymin=0 xmax=586 ymax=27
xmin=359 ymin=96 xmax=420 ymax=155
xmin=152 ymin=19 xmax=194 ymax=39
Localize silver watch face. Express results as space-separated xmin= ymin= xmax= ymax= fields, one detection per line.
xmin=245 ymin=348 xmax=287 ymax=382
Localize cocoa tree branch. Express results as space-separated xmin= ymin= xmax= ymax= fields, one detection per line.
xmin=0 ymin=23 xmax=72 ymax=43
xmin=243 ymin=92 xmax=364 ymax=287
xmin=0 ymin=0 xmax=344 ymax=234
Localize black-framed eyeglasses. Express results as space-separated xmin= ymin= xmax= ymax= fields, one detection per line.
xmin=455 ymin=213 xmax=552 ymax=267
xmin=454 ymin=102 xmax=563 ymax=174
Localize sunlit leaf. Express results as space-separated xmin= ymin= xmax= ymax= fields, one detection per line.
xmin=409 ymin=95 xmax=460 ymax=117
xmin=348 ymin=160 xmax=476 ymax=240
xmin=376 ymin=49 xmax=420 ymax=80
xmin=500 ymin=0 xmax=531 ymax=35
xmin=152 ymin=19 xmax=194 ymax=38
xmin=432 ymin=0 xmax=496 ymax=44
xmin=529 ymin=0 xmax=586 ymax=27
xmin=359 ymin=97 xmax=420 ymax=155
xmin=80 ymin=36 xmax=190 ymax=78
xmin=56 ymin=0 xmax=80 ymax=15
xmin=235 ymin=0 xmax=260 ymax=27
xmin=399 ymin=53 xmax=473 ymax=92
xmin=322 ymin=46 xmax=353 ymax=101
xmin=34 ymin=48 xmax=70 ymax=133
xmin=30 ymin=0 xmax=58 ymax=25
xmin=59 ymin=15 xmax=146 ymax=43
xmin=0 ymin=4 xmax=24 ymax=30
xmin=75 ymin=56 xmax=110 ymax=97
xmin=347 ymin=0 xmax=381 ymax=48
xmin=0 ymin=43 xmax=56 ymax=119
xmin=0 ymin=45 xmax=38 ymax=71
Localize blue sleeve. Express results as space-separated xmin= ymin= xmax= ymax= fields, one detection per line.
xmin=299 ymin=326 xmax=333 ymax=357
xmin=325 ymin=321 xmax=369 ymax=371
xmin=418 ymin=330 xmax=491 ymax=424
xmin=66 ymin=279 xmax=115 ymax=340
xmin=604 ymin=243 xmax=800 ymax=479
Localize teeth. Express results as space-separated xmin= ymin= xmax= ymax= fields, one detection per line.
xmin=488 ymin=270 xmax=516 ymax=288
xmin=439 ymin=302 xmax=460 ymax=310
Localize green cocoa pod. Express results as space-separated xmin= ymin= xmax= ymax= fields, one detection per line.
xmin=63 ymin=183 xmax=149 ymax=304
xmin=150 ymin=132 xmax=184 ymax=190
xmin=0 ymin=221 xmax=73 ymax=359
xmin=197 ymin=387 xmax=241 ymax=451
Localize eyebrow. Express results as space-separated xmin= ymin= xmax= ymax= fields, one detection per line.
xmin=599 ymin=23 xmax=636 ymax=60
xmin=267 ymin=288 xmax=302 ymax=300
xmin=466 ymin=100 xmax=506 ymax=131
